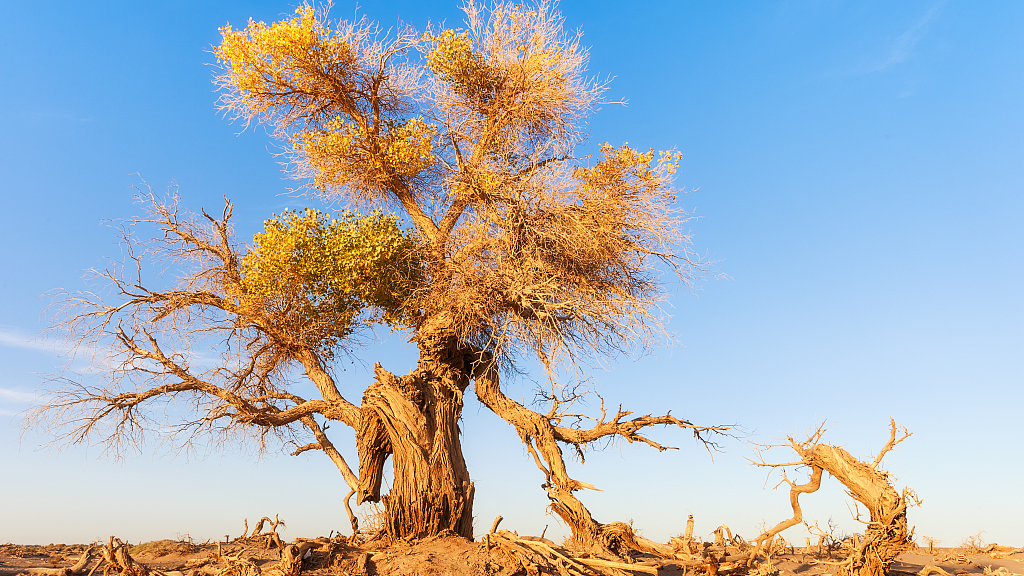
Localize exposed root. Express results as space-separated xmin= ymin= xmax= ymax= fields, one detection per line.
xmin=214 ymin=546 xmax=261 ymax=576
xmin=488 ymin=530 xmax=600 ymax=575
xmin=101 ymin=537 xmax=152 ymax=576
xmin=594 ymin=522 xmax=677 ymax=560
xmin=272 ymin=542 xmax=318 ymax=576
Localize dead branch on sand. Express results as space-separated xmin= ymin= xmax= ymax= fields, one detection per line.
xmin=44 ymin=536 xmax=332 ymax=576
xmin=745 ymin=466 xmax=823 ymax=566
xmin=484 ymin=526 xmax=749 ymax=576
xmin=24 ymin=546 xmax=95 ymax=576
xmin=236 ymin=516 xmax=285 ymax=550
xmin=752 ymin=419 xmax=919 ymax=576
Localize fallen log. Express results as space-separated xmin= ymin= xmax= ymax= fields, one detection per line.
xmin=25 ymin=546 xmax=95 ymax=576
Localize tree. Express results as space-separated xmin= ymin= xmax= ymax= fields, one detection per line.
xmin=39 ymin=1 xmax=723 ymax=548
xmin=750 ymin=420 xmax=918 ymax=576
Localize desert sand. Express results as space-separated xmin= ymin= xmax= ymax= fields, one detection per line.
xmin=2 ymin=532 xmax=1021 ymax=576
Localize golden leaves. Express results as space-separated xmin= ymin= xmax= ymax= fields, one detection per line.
xmin=294 ymin=116 xmax=438 ymax=194
xmin=424 ymin=29 xmax=501 ymax=101
xmin=215 ymin=7 xmax=355 ymax=114
xmin=215 ymin=7 xmax=435 ymax=205
xmin=571 ymin=144 xmax=682 ymax=212
xmin=210 ymin=2 xmax=701 ymax=366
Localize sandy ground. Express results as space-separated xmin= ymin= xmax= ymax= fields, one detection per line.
xmin=2 ymin=539 xmax=1022 ymax=576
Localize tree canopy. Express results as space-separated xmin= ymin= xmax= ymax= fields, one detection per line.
xmin=40 ymin=0 xmax=722 ymax=548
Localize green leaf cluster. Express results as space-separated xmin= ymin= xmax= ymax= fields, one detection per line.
xmin=235 ymin=208 xmax=421 ymax=353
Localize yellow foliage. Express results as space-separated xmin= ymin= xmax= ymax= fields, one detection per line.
xmin=216 ymin=7 xmax=438 ymax=199
xmin=295 ymin=116 xmax=437 ymax=193
xmin=572 ymin=144 xmax=682 ymax=198
xmin=215 ymin=7 xmax=354 ymax=113
xmin=424 ymin=29 xmax=500 ymax=100
xmin=423 ymin=5 xmax=573 ymax=118
xmin=568 ymin=144 xmax=682 ymax=228
xmin=234 ymin=208 xmax=421 ymax=353
xmin=212 ymin=2 xmax=701 ymax=364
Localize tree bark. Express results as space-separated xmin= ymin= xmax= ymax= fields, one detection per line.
xmin=355 ymin=321 xmax=475 ymax=540
xmin=796 ymin=443 xmax=912 ymax=576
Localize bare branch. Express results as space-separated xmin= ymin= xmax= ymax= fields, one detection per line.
xmin=36 ymin=188 xmax=362 ymax=462
xmin=290 ymin=443 xmax=321 ymax=456
xmin=871 ymin=417 xmax=912 ymax=470
xmin=473 ymin=353 xmax=727 ymax=550
xmin=747 ymin=466 xmax=823 ymax=565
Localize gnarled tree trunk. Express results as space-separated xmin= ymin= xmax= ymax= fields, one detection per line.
xmin=355 ymin=323 xmax=475 ymax=541
xmin=756 ymin=422 xmax=916 ymax=576
xmin=796 ymin=443 xmax=912 ymax=576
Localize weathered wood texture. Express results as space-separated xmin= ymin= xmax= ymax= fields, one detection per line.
xmin=356 ymin=322 xmax=475 ymax=540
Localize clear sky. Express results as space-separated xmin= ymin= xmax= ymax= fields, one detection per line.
xmin=1 ymin=0 xmax=1022 ymax=548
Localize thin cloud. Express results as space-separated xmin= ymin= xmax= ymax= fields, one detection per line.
xmin=0 ymin=325 xmax=107 ymax=362
xmin=0 ymin=387 xmax=37 ymax=403
xmin=872 ymin=0 xmax=945 ymax=72
xmin=0 ymin=327 xmax=54 ymax=353
xmin=2 ymin=324 xmax=252 ymax=386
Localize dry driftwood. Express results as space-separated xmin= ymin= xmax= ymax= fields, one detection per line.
xmin=489 ymin=529 xmax=656 ymax=576
xmin=216 ymin=539 xmax=326 ymax=576
xmin=918 ymin=566 xmax=953 ymax=576
xmin=24 ymin=546 xmax=96 ymax=576
xmin=273 ymin=542 xmax=319 ymax=576
xmin=968 ymin=544 xmax=1024 ymax=559
xmin=98 ymin=537 xmax=153 ymax=576
xmin=486 ymin=528 xmax=734 ymax=576
xmin=240 ymin=515 xmax=286 ymax=550
xmin=753 ymin=419 xmax=918 ymax=576
xmin=214 ymin=547 xmax=261 ymax=576
xmin=51 ymin=535 xmax=332 ymax=576
xmin=745 ymin=466 xmax=823 ymax=565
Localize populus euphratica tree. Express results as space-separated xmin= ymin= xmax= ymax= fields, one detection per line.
xmin=39 ymin=1 xmax=722 ymax=549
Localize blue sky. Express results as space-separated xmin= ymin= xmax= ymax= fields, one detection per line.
xmin=1 ymin=0 xmax=1022 ymax=547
